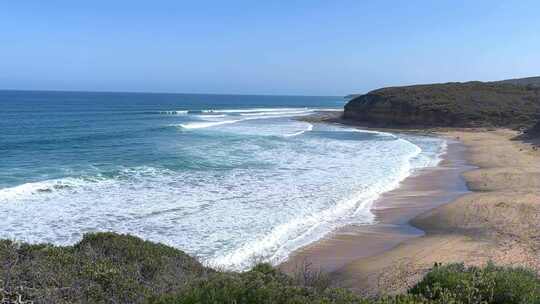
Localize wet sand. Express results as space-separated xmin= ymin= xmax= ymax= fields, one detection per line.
xmin=280 ymin=139 xmax=472 ymax=274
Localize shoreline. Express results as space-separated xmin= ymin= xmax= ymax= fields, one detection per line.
xmin=289 ymin=112 xmax=540 ymax=296
xmin=280 ymin=130 xmax=471 ymax=274
xmin=332 ymin=129 xmax=540 ymax=296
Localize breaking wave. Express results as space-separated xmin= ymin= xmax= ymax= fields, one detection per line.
xmin=0 ymin=103 xmax=446 ymax=271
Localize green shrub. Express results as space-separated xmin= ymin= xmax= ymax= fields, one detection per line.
xmin=149 ymin=263 xmax=366 ymax=304
xmin=4 ymin=233 xmax=540 ymax=304
xmin=0 ymin=232 xmax=207 ymax=303
xmin=409 ymin=262 xmax=540 ymax=304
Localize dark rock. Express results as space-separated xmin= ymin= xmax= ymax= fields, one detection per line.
xmin=525 ymin=121 xmax=540 ymax=139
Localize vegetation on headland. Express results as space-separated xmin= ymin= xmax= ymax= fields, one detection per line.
xmin=344 ymin=77 xmax=540 ymax=128
xmin=497 ymin=76 xmax=540 ymax=88
xmin=2 ymin=233 xmax=540 ymax=303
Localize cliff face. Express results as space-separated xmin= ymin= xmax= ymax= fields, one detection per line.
xmin=344 ymin=80 xmax=540 ymax=128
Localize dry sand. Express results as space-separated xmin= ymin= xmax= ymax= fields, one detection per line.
xmin=333 ymin=129 xmax=540 ymax=296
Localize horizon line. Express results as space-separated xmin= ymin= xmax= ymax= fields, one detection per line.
xmin=0 ymin=88 xmax=344 ymax=98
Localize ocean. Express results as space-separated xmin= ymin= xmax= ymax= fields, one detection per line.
xmin=0 ymin=90 xmax=446 ymax=270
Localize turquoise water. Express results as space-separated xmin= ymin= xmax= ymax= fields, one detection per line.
xmin=0 ymin=90 xmax=446 ymax=270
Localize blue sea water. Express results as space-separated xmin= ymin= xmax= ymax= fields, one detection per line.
xmin=0 ymin=90 xmax=446 ymax=270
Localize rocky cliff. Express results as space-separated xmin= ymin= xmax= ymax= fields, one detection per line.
xmin=344 ymin=79 xmax=540 ymax=128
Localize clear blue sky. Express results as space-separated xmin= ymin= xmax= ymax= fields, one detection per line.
xmin=1 ymin=1 xmax=539 ymax=95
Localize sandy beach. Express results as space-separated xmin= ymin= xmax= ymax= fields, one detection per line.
xmin=282 ymin=127 xmax=540 ymax=296
xmin=280 ymin=139 xmax=471 ymax=272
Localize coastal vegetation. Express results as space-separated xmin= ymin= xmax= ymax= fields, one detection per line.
xmin=343 ymin=78 xmax=540 ymax=128
xmin=0 ymin=233 xmax=206 ymax=303
xmin=2 ymin=232 xmax=540 ymax=303
xmin=497 ymin=76 xmax=540 ymax=88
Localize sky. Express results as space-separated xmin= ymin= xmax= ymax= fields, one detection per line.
xmin=1 ymin=1 xmax=540 ymax=96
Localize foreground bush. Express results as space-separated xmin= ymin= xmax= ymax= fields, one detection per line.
xmin=2 ymin=233 xmax=540 ymax=303
xmin=0 ymin=232 xmax=206 ymax=303
xmin=150 ymin=263 xmax=365 ymax=304
xmin=151 ymin=262 xmax=540 ymax=304
xmin=410 ymin=262 xmax=540 ymax=304
xmin=150 ymin=263 xmax=450 ymax=304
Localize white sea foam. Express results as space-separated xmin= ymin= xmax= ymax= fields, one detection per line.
xmin=0 ymin=177 xmax=97 ymax=202
xmin=164 ymin=107 xmax=317 ymax=132
xmin=202 ymin=107 xmax=308 ymax=114
xmin=160 ymin=110 xmax=188 ymax=115
xmin=240 ymin=110 xmax=313 ymax=117
xmin=177 ymin=119 xmax=242 ymax=129
xmin=177 ymin=111 xmax=313 ymax=130
xmin=210 ymin=135 xmax=422 ymax=269
xmin=283 ymin=123 xmax=313 ymax=137
xmin=435 ymin=140 xmax=449 ymax=163
xmin=347 ymin=127 xmax=398 ymax=138
xmin=405 ymin=135 xmax=448 ymax=170
xmin=0 ymin=121 xmax=445 ymax=271
xmin=194 ymin=114 xmax=227 ymax=118
xmin=247 ymin=112 xmax=312 ymax=119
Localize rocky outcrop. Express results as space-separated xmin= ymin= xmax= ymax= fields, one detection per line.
xmin=525 ymin=121 xmax=540 ymax=139
xmin=344 ymin=80 xmax=540 ymax=128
